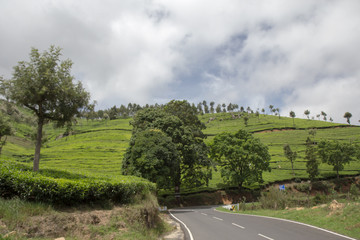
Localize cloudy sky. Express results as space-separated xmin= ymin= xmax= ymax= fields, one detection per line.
xmin=1 ymin=0 xmax=359 ymax=124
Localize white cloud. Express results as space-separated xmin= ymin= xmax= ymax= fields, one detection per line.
xmin=0 ymin=0 xmax=359 ymax=122
xmin=282 ymin=77 xmax=360 ymax=124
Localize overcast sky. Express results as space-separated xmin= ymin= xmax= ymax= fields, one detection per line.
xmin=1 ymin=0 xmax=359 ymax=124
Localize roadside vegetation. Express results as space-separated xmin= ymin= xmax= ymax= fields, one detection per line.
xmin=0 ymin=195 xmax=171 ymax=240
xmin=217 ymin=177 xmax=360 ymax=239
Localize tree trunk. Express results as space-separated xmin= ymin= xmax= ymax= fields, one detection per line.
xmin=33 ymin=118 xmax=44 ymax=172
xmin=174 ymin=167 xmax=181 ymax=206
xmin=291 ymin=161 xmax=295 ymax=176
xmin=238 ymin=182 xmax=243 ymax=192
xmin=0 ymin=135 xmax=4 ymax=155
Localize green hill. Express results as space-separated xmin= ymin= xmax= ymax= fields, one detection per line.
xmin=2 ymin=109 xmax=360 ymax=193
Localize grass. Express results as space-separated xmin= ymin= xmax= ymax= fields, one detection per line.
xmin=217 ymin=199 xmax=360 ymax=239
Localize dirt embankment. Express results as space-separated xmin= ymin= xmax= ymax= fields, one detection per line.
xmin=1 ymin=203 xmax=162 ymax=240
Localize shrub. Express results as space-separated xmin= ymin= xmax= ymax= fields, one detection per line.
xmin=312 ymin=181 xmax=334 ymax=194
xmin=349 ymin=183 xmax=360 ymax=199
xmin=313 ymin=194 xmax=327 ymax=204
xmin=0 ymin=162 xmax=156 ymax=206
xmin=259 ymin=187 xmax=287 ymax=210
xmin=294 ymin=183 xmax=311 ymax=192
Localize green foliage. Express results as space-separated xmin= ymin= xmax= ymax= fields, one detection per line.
xmin=124 ymin=101 xmax=211 ymax=193
xmin=259 ymin=187 xmax=287 ymax=209
xmin=318 ymin=140 xmax=357 ymax=178
xmin=311 ymin=181 xmax=334 ymax=194
xmin=294 ymin=182 xmax=311 ymax=192
xmin=283 ymin=144 xmax=297 ymax=176
xmin=0 ymin=162 xmax=155 ymax=205
xmin=8 ymin=46 xmax=90 ymax=171
xmin=349 ymin=183 xmax=360 ymax=199
xmin=289 ymin=111 xmax=296 ymax=125
xmin=10 ymin=46 xmax=90 ymax=128
xmin=210 ymin=129 xmax=271 ymax=189
xmin=0 ymin=197 xmax=53 ymax=230
xmin=305 ymin=137 xmax=320 ymax=181
xmin=343 ymin=112 xmax=352 ymax=124
xmin=123 ymin=129 xmax=179 ymax=189
xmin=0 ymin=113 xmax=12 ymax=154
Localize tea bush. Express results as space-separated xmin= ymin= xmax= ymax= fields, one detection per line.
xmin=0 ymin=162 xmax=156 ymax=205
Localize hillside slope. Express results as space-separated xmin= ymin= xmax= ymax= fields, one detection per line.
xmin=2 ymin=110 xmax=360 ymax=191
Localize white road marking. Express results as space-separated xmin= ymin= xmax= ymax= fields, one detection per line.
xmin=169 ymin=210 xmax=194 ymax=240
xmin=258 ymin=233 xmax=274 ymax=240
xmin=232 ymin=223 xmax=245 ymax=229
xmin=213 ymin=216 xmax=223 ymax=221
xmin=201 ymin=213 xmax=208 ymax=216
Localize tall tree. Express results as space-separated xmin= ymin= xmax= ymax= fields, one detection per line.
xmin=123 ymin=100 xmax=211 ymax=196
xmin=243 ymin=115 xmax=249 ymax=126
xmin=289 ymin=111 xmax=296 ymax=126
xmin=283 ymin=144 xmax=297 ymax=176
xmin=318 ymin=140 xmax=357 ymax=179
xmin=216 ymin=104 xmax=222 ymax=113
xmin=210 ymin=129 xmax=271 ymax=190
xmin=203 ymin=100 xmax=209 ymax=114
xmin=8 ymin=46 xmax=90 ymax=171
xmin=0 ymin=114 xmax=12 ymax=155
xmin=305 ymin=137 xmax=319 ymax=181
xmin=0 ymin=76 xmax=11 ymax=101
xmin=344 ymin=112 xmax=352 ymax=124
xmin=222 ymin=103 xmax=226 ymax=113
xmin=197 ymin=102 xmax=203 ymax=114
xmin=321 ymin=111 xmax=327 ymax=121
xmin=123 ymin=129 xmax=179 ymax=189
xmin=276 ymin=108 xmax=280 ymax=119
xmin=269 ymin=105 xmax=274 ymax=114
xmin=304 ymin=109 xmax=310 ymax=119
xmin=261 ymin=108 xmax=265 ymax=115
xmin=210 ymin=101 xmax=215 ymax=114
xmin=108 ymin=105 xmax=118 ymax=120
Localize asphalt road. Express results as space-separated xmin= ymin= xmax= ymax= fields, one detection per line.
xmin=169 ymin=206 xmax=357 ymax=240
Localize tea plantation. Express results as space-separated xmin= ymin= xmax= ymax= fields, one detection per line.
xmin=2 ymin=109 xmax=360 ymax=198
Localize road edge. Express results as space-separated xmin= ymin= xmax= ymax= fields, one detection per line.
xmin=168 ymin=210 xmax=194 ymax=240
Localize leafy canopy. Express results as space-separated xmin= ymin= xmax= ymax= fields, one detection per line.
xmin=123 ymin=100 xmax=211 ymax=191
xmin=210 ymin=129 xmax=271 ymax=189
xmin=8 ymin=46 xmax=90 ymax=171
xmin=283 ymin=144 xmax=297 ymax=176
xmin=122 ymin=129 xmax=179 ymax=189
xmin=318 ymin=140 xmax=357 ymax=178
xmin=10 ymin=46 xmax=90 ymax=127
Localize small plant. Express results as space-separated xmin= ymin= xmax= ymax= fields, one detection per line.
xmin=240 ymin=196 xmax=246 ymax=211
xmin=294 ymin=182 xmax=311 ymax=192
xmin=259 ymin=187 xmax=287 ymax=210
xmin=313 ymin=194 xmax=327 ymax=204
xmin=349 ymin=183 xmax=360 ymax=199
xmin=312 ymin=181 xmax=334 ymax=194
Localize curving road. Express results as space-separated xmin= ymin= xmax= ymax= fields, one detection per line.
xmin=169 ymin=206 xmax=357 ymax=240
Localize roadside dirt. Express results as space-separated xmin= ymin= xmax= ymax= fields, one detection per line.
xmin=1 ymin=207 xmax=126 ymax=239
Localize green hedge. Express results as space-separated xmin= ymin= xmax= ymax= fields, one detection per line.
xmin=0 ymin=162 xmax=156 ymax=205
